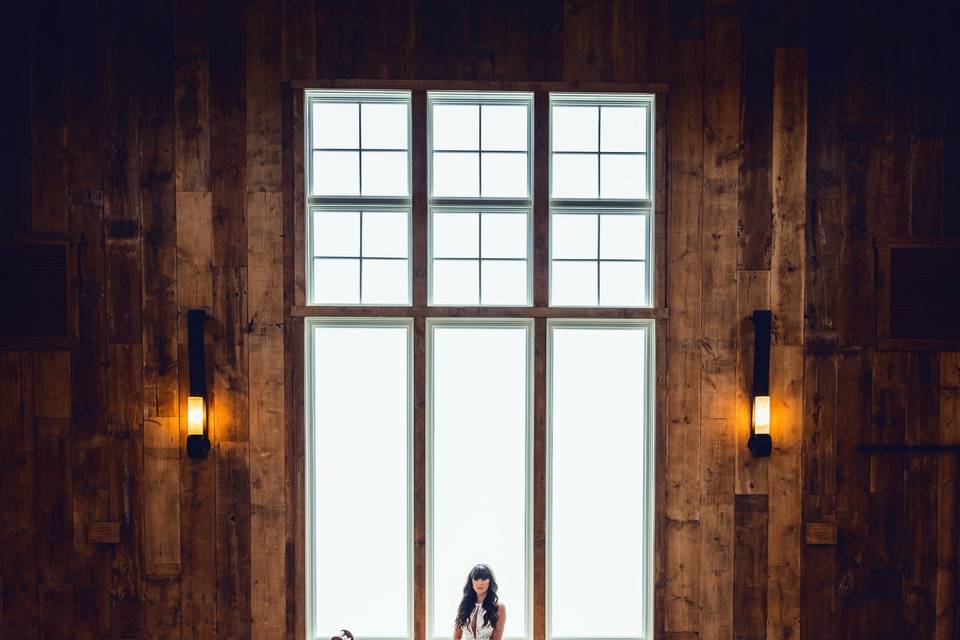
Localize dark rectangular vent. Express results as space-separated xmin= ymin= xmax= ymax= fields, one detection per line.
xmin=0 ymin=241 xmax=75 ymax=348
xmin=879 ymin=239 xmax=960 ymax=350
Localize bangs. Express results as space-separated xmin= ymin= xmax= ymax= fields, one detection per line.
xmin=470 ymin=565 xmax=492 ymax=580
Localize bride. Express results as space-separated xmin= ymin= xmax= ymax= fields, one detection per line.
xmin=453 ymin=564 xmax=506 ymax=640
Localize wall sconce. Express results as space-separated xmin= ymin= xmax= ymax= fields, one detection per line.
xmin=187 ymin=309 xmax=211 ymax=459
xmin=748 ymin=309 xmax=772 ymax=457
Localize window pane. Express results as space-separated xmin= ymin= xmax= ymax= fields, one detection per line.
xmin=481 ymin=260 xmax=528 ymax=305
xmin=313 ymin=258 xmax=359 ymax=304
xmin=313 ymin=151 xmax=360 ymax=196
xmin=481 ymin=212 xmax=528 ymax=259
xmin=552 ymin=214 xmax=598 ymax=260
xmin=313 ymin=210 xmax=360 ymax=257
xmin=433 ymin=152 xmax=480 ymax=198
xmin=312 ymin=324 xmax=409 ymax=637
xmin=362 ymin=151 xmax=409 ymax=197
xmin=431 ymin=325 xmax=528 ymax=640
xmin=433 ymin=212 xmax=479 ymax=258
xmin=600 ymin=154 xmax=646 ymax=199
xmin=550 ymin=325 xmax=647 ymax=638
xmin=362 ymin=259 xmax=409 ymax=305
xmin=361 ymin=103 xmax=408 ymax=149
xmin=433 ymin=104 xmax=480 ymax=150
xmin=481 ymin=104 xmax=528 ymax=151
xmin=312 ymin=102 xmax=358 ymax=149
xmin=600 ymin=214 xmax=647 ymax=260
xmin=363 ymin=210 xmax=409 ymax=258
xmin=600 ymin=106 xmax=647 ymax=152
xmin=551 ymin=154 xmax=598 ymax=199
xmin=552 ymin=106 xmax=598 ymax=152
xmin=599 ymin=261 xmax=647 ymax=307
xmin=482 ymin=153 xmax=528 ymax=197
xmin=551 ymin=261 xmax=597 ymax=306
xmin=432 ymin=259 xmax=479 ymax=305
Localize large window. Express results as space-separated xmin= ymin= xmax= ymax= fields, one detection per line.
xmin=304 ymin=88 xmax=657 ymax=640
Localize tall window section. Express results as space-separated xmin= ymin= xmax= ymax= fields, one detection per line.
xmin=305 ymin=88 xmax=657 ymax=640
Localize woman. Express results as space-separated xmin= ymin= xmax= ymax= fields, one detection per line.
xmin=453 ymin=564 xmax=507 ymax=640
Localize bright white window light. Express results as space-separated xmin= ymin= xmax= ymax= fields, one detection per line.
xmin=430 ymin=322 xmax=530 ymax=640
xmin=430 ymin=210 xmax=530 ymax=306
xmin=311 ymin=209 xmax=410 ymax=305
xmin=549 ymin=323 xmax=650 ymax=639
xmin=310 ymin=322 xmax=411 ymax=639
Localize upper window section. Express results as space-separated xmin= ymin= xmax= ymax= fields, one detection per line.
xmin=309 ymin=91 xmax=411 ymax=198
xmin=428 ymin=93 xmax=533 ymax=200
xmin=550 ymin=95 xmax=651 ymax=201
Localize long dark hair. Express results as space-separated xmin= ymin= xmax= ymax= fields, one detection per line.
xmin=455 ymin=564 xmax=500 ymax=631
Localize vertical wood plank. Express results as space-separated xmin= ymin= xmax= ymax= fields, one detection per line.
xmin=770 ymin=48 xmax=807 ymax=347
xmin=103 ymin=0 xmax=140 ymax=225
xmin=909 ymin=138 xmax=944 ymax=236
xmin=699 ymin=4 xmax=740 ymax=638
xmin=282 ymin=0 xmax=316 ymax=81
xmin=735 ymin=270 xmax=770 ymax=495
xmin=174 ymin=0 xmax=211 ymax=192
xmin=665 ymin=1 xmax=704 ymax=631
xmin=733 ymin=494 xmax=768 ymax=640
xmin=216 ymin=441 xmax=252 ymax=639
xmin=936 ymin=353 xmax=959 ymax=640
xmin=210 ymin=0 xmax=247 ymax=269
xmin=413 ymin=316 xmax=427 ymax=640
xmin=737 ymin=0 xmax=774 ymax=269
xmin=903 ymin=354 xmax=939 ymax=639
xmin=248 ymin=189 xmax=286 ymax=638
xmin=868 ymin=352 xmax=906 ymax=640
xmin=806 ymin=0 xmax=841 ymax=202
xmin=766 ymin=345 xmax=802 ymax=640
xmin=533 ymin=317 xmax=546 ymax=640
xmin=247 ymin=0 xmax=283 ymax=193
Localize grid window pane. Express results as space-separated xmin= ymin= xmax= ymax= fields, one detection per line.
xmin=362 ymin=151 xmax=409 ymax=196
xmin=481 ymin=260 xmax=528 ymax=305
xmin=433 ymin=212 xmax=479 ymax=258
xmin=362 ymin=259 xmax=409 ymax=305
xmin=433 ymin=152 xmax=480 ymax=198
xmin=432 ymin=259 xmax=480 ymax=305
xmin=600 ymin=214 xmax=647 ymax=260
xmin=552 ymin=214 xmax=598 ymax=260
xmin=312 ymin=151 xmax=360 ymax=196
xmin=313 ymin=258 xmax=360 ymax=304
xmin=600 ymin=106 xmax=647 ymax=152
xmin=312 ymin=324 xmax=409 ymax=638
xmin=551 ymin=154 xmax=598 ymax=199
xmin=433 ymin=104 xmax=480 ymax=150
xmin=431 ymin=325 xmax=528 ymax=640
xmin=551 ymin=261 xmax=598 ymax=306
xmin=481 ymin=104 xmax=528 ymax=151
xmin=312 ymin=102 xmax=359 ymax=149
xmin=313 ymin=210 xmax=360 ymax=257
xmin=600 ymin=154 xmax=646 ymax=199
xmin=361 ymin=103 xmax=409 ymax=149
xmin=363 ymin=210 xmax=409 ymax=258
xmin=481 ymin=152 xmax=529 ymax=197
xmin=552 ymin=106 xmax=598 ymax=152
xmin=481 ymin=212 xmax=528 ymax=259
xmin=599 ymin=261 xmax=646 ymax=307
xmin=550 ymin=325 xmax=647 ymax=638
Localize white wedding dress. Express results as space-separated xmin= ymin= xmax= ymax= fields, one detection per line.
xmin=461 ymin=603 xmax=494 ymax=640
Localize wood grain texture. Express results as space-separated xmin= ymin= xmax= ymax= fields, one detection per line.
xmin=734 ymin=494 xmax=767 ymax=640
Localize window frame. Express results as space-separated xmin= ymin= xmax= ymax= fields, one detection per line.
xmin=545 ymin=319 xmax=656 ymax=640
xmin=304 ymin=317 xmax=416 ymax=640
xmin=293 ymin=80 xmax=667 ymax=640
xmin=425 ymin=318 xmax=535 ymax=640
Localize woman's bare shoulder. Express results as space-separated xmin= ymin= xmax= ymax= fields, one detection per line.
xmin=497 ymin=602 xmax=506 ymax=614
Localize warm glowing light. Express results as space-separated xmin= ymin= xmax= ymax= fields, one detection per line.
xmin=752 ymin=395 xmax=770 ymax=435
xmin=188 ymin=396 xmax=205 ymax=436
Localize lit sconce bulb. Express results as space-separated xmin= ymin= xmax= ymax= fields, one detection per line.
xmin=188 ymin=396 xmax=205 ymax=436
xmin=752 ymin=395 xmax=770 ymax=435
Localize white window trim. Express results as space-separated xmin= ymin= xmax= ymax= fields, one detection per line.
xmin=545 ymin=319 xmax=656 ymax=640
xmin=425 ymin=318 xmax=535 ymax=640
xmin=548 ymin=94 xmax=655 ymax=308
xmin=304 ymin=317 xmax=416 ymax=640
xmin=428 ymin=206 xmax=535 ymax=307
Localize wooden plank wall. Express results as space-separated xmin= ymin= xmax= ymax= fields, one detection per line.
xmin=1 ymin=1 xmax=959 ymax=638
